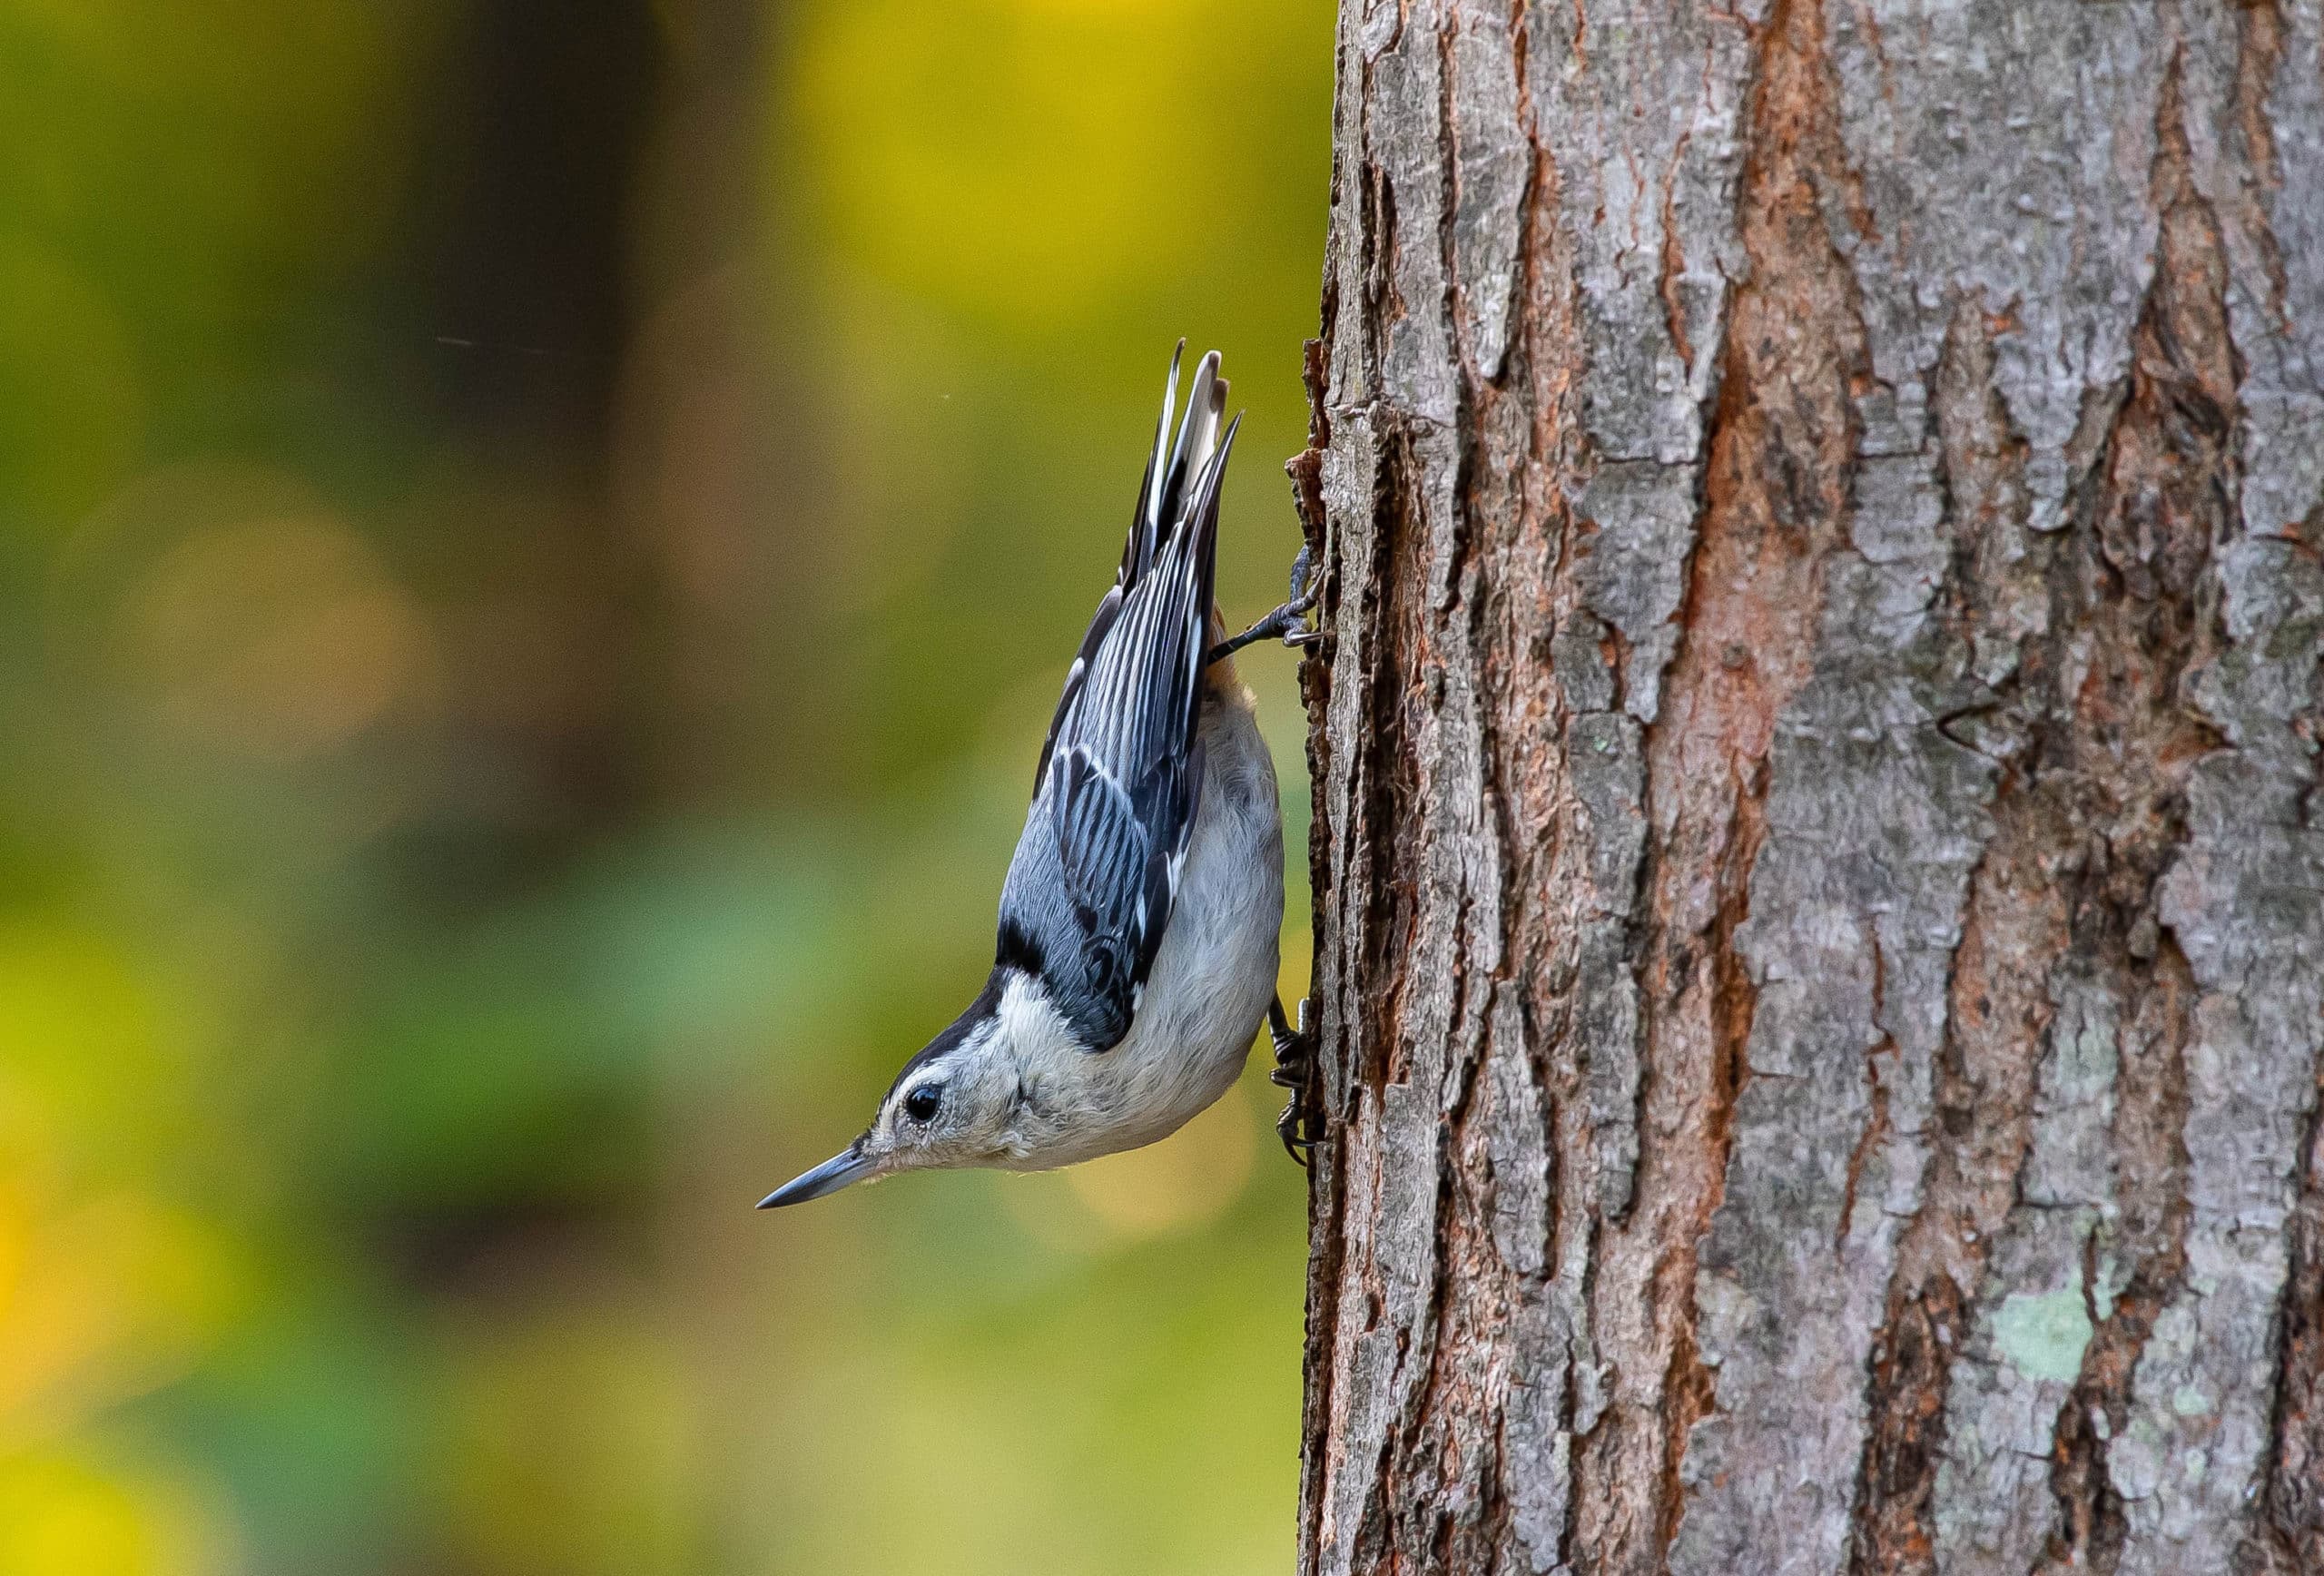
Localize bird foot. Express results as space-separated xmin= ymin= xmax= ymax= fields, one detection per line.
xmin=1211 ymin=544 xmax=1321 ymax=666
xmin=1267 ymin=995 xmax=1322 ymax=1168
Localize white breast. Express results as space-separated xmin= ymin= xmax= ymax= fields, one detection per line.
xmin=1002 ymin=675 xmax=1284 ymax=1168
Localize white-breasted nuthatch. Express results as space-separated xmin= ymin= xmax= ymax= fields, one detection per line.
xmin=760 ymin=345 xmax=1319 ymax=1209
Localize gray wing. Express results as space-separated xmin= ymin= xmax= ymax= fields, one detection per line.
xmin=1001 ymin=348 xmax=1237 ymax=1052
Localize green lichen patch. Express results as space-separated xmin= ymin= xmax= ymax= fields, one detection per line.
xmin=1992 ymin=1286 xmax=2093 ymax=1384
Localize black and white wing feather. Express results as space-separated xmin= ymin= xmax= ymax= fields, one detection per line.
xmin=1000 ymin=346 xmax=1237 ymax=1052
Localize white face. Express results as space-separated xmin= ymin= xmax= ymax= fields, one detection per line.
xmin=759 ymin=1022 xmax=1027 ymax=1208
xmin=861 ymin=1026 xmax=1024 ymax=1176
xmin=872 ymin=972 xmax=1098 ymax=1171
xmin=757 ymin=974 xmax=1089 ymax=1207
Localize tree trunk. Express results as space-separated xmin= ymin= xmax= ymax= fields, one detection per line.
xmin=1291 ymin=2 xmax=2324 ymax=1573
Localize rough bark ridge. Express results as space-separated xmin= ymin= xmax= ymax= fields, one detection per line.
xmin=1294 ymin=3 xmax=2324 ymax=1573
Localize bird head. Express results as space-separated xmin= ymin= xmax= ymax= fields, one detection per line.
xmin=758 ymin=974 xmax=1059 ymax=1207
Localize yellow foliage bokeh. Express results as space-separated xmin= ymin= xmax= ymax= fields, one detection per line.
xmin=0 ymin=0 xmax=1330 ymax=1570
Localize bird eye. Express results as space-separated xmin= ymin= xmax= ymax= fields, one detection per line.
xmin=903 ymin=1083 xmax=943 ymax=1124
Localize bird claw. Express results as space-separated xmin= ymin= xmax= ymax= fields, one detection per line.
xmin=1209 ymin=545 xmax=1323 ymax=666
xmin=1285 ymin=541 xmax=1315 ymax=608
xmin=1267 ymin=995 xmax=1321 ymax=1168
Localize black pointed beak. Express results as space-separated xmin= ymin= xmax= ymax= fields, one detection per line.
xmin=757 ymin=1144 xmax=874 ymax=1208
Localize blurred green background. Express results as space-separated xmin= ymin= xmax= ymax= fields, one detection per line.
xmin=0 ymin=1 xmax=1331 ymax=1571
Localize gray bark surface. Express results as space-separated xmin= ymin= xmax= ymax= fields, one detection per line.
xmin=1290 ymin=2 xmax=2324 ymax=1573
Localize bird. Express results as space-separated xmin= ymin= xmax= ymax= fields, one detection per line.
xmin=759 ymin=344 xmax=1320 ymax=1209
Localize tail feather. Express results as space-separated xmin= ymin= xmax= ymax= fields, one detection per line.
xmin=1125 ymin=340 xmax=1186 ymax=586
xmin=1159 ymin=351 xmax=1226 ymax=548
xmin=1176 ymin=411 xmax=1238 ymax=729
xmin=1125 ymin=345 xmax=1228 ymax=592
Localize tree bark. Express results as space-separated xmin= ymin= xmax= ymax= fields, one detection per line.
xmin=1291 ymin=3 xmax=2324 ymax=1573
